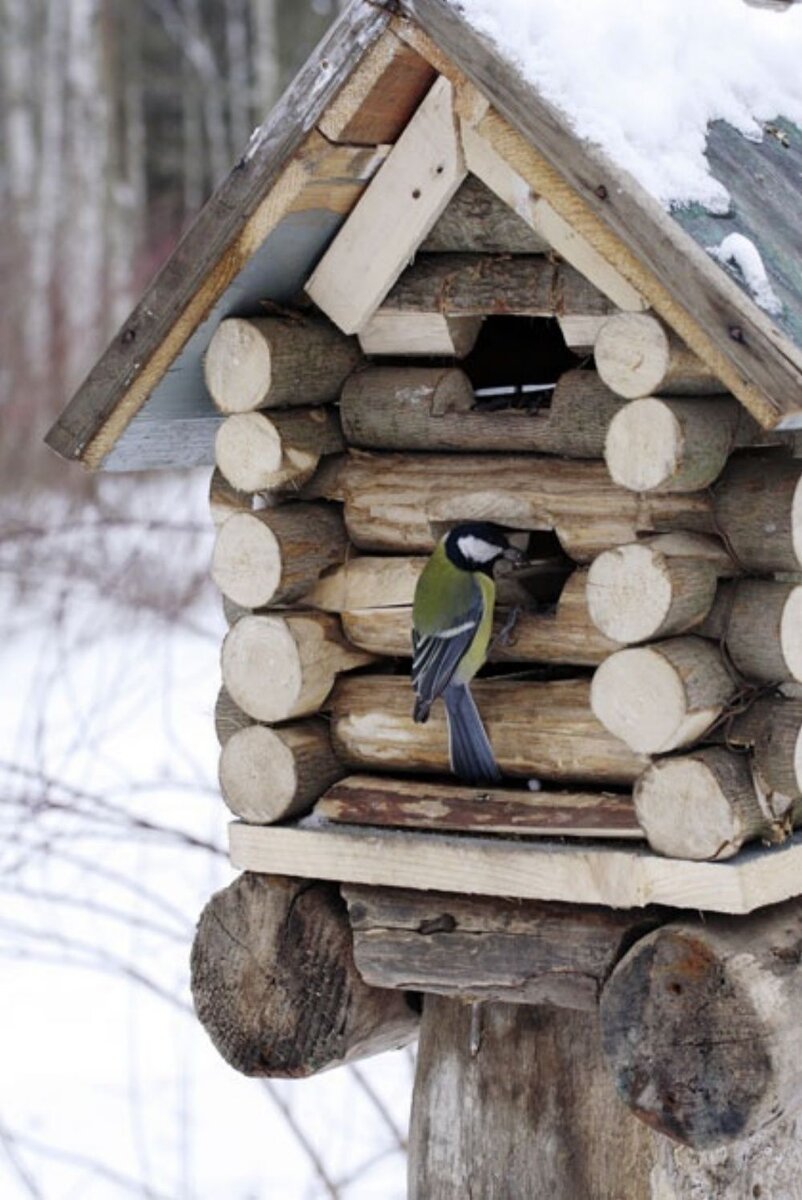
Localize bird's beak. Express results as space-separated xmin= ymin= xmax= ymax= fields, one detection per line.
xmin=502 ymin=546 xmax=527 ymax=565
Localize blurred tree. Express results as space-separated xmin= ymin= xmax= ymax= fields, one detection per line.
xmin=0 ymin=0 xmax=335 ymax=490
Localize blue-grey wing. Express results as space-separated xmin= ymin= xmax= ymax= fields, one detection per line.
xmin=411 ymin=582 xmax=483 ymax=712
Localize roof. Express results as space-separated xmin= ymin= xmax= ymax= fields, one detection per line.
xmin=46 ymin=0 xmax=802 ymax=472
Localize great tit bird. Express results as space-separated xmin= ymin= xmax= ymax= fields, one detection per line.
xmin=411 ymin=522 xmax=524 ymax=785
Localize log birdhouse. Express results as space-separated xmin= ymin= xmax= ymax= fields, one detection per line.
xmin=46 ymin=0 xmax=802 ymax=1192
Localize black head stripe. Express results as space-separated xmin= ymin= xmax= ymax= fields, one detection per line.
xmin=444 ymin=522 xmax=510 ymax=571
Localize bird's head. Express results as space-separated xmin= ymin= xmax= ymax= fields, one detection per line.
xmin=442 ymin=523 xmax=526 ymax=574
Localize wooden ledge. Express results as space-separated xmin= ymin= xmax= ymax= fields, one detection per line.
xmin=229 ymin=821 xmax=802 ymax=915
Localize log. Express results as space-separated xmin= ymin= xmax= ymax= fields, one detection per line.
xmin=190 ymin=873 xmax=418 ymax=1077
xmin=343 ymin=885 xmax=660 ymax=1010
xmin=214 ymin=687 xmax=252 ymax=745
xmin=604 ymin=396 xmax=740 ymax=492
xmin=699 ymin=579 xmax=802 ymax=683
xmin=211 ymin=503 xmax=348 ymax=609
xmin=221 ymin=612 xmax=374 ymax=723
xmin=373 ymin=251 xmax=614 ymax=318
xmin=319 ymin=774 xmax=641 ymax=840
xmin=590 ymin=636 xmax=735 ymax=754
xmin=334 ymin=451 xmax=714 ymax=558
xmin=633 ymin=747 xmax=778 ymax=861
xmin=209 ymin=467 xmax=252 ymax=528
xmin=219 ymin=718 xmax=344 ymax=824
xmin=340 ymin=367 xmax=629 ymax=457
xmin=558 ymin=314 xmax=607 ymax=354
xmin=409 ymin=998 xmax=656 ymax=1199
xmin=306 ymin=554 xmax=426 ymax=611
xmin=728 ymin=697 xmax=802 ymax=802
xmin=599 ymin=897 xmax=802 ymax=1148
xmin=421 ymin=174 xmax=548 ymax=254
xmin=594 ymin=313 xmax=727 ymax=398
xmin=713 ymin=451 xmax=802 ymax=573
xmin=357 ymin=310 xmax=483 ymax=356
xmin=203 ymin=315 xmax=360 ymax=414
xmin=214 ymin=407 xmax=344 ymax=493
xmin=586 ymin=541 xmax=719 ymax=643
xmin=330 ymin=675 xmax=648 ymax=785
xmin=340 ymin=571 xmax=620 ymax=667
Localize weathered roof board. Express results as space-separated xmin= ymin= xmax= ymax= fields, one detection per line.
xmin=101 ymin=208 xmax=346 ymax=470
xmin=675 ymin=117 xmax=802 ymax=357
xmin=229 ymin=821 xmax=802 ymax=916
xmin=46 ymin=0 xmax=802 ymax=470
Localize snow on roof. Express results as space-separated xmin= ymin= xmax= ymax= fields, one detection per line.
xmin=455 ymin=0 xmax=802 ymax=212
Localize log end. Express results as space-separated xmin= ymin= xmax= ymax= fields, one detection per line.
xmin=781 ymin=586 xmax=802 ymax=683
xmin=191 ymin=873 xmax=419 ymax=1078
xmin=599 ymin=925 xmax=776 ymax=1148
xmin=219 ymin=725 xmax=304 ymax=823
xmin=204 ymin=318 xmax=271 ymax=414
xmin=212 ymin=513 xmax=283 ymax=609
xmin=634 ymin=751 xmax=758 ymax=860
xmin=221 ymin=615 xmax=301 ymax=723
xmin=588 ymin=544 xmax=673 ymax=643
xmin=590 ymin=642 xmax=727 ymax=754
xmin=605 ymin=398 xmax=682 ymax=491
xmin=594 ymin=313 xmax=669 ymax=399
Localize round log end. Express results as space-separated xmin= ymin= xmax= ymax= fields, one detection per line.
xmin=594 ymin=314 xmax=669 ymax=399
xmin=221 ymin=615 xmax=301 ymax=723
xmin=215 ymin=413 xmax=286 ymax=492
xmin=191 ymin=873 xmax=419 ymax=1077
xmin=604 ymin=398 xmax=682 ymax=491
xmin=590 ymin=642 xmax=726 ymax=754
xmin=781 ymin=586 xmax=802 ymax=683
xmin=600 ymin=924 xmax=777 ymax=1148
xmin=794 ymin=473 xmax=802 ymax=570
xmin=205 ymin=318 xmax=272 ymax=413
xmin=587 ymin=544 xmax=716 ymax=643
xmin=219 ymin=725 xmax=304 ymax=822
xmin=212 ymin=513 xmax=283 ymax=609
xmin=634 ymin=749 xmax=761 ymax=860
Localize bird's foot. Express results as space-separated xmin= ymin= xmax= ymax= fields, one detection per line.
xmin=494 ymin=605 xmax=521 ymax=649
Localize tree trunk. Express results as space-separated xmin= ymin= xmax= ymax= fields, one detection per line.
xmin=408 ymin=998 xmax=656 ymax=1200
xmin=219 ymin=718 xmax=343 ymax=823
xmin=422 ymin=175 xmax=548 ymax=253
xmin=604 ymin=396 xmax=740 ymax=492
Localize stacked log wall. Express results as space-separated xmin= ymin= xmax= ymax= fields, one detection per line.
xmin=204 ymin=296 xmax=802 ymax=864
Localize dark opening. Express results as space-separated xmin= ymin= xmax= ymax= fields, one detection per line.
xmin=461 ymin=316 xmax=581 ymax=411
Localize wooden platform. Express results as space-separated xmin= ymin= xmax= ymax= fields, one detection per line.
xmin=229 ymin=820 xmax=802 ymax=915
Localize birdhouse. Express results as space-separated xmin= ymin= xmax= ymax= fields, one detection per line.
xmin=47 ymin=1 xmax=802 ymax=1192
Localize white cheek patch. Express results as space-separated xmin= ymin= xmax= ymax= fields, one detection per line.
xmin=457 ymin=535 xmax=502 ymax=564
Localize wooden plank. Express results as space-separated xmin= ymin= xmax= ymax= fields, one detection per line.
xmin=343 ymin=885 xmax=662 ymax=1009
xmin=460 ymin=120 xmax=647 ymax=312
xmin=373 ymin=252 xmax=614 ymax=318
xmin=44 ymin=2 xmax=393 ymax=469
xmin=318 ymin=31 xmax=437 ymax=144
xmin=228 ymin=822 xmax=802 ymax=914
xmin=358 ymin=311 xmax=483 ymax=356
xmin=317 ymin=775 xmax=642 ymax=839
xmin=306 ymin=75 xmax=467 ymax=334
xmin=396 ymin=5 xmax=802 ymax=428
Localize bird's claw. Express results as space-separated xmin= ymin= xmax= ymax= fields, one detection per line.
xmin=494 ymin=605 xmax=522 ymax=649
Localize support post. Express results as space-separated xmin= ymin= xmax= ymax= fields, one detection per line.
xmin=408 ymin=997 xmax=655 ymax=1200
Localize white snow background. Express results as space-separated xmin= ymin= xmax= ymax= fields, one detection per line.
xmin=0 ymin=475 xmax=411 ymax=1198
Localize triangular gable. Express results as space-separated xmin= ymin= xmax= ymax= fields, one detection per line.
xmin=46 ymin=0 xmax=802 ymax=472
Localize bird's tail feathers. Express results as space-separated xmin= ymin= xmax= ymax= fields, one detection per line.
xmin=444 ymin=684 xmax=501 ymax=785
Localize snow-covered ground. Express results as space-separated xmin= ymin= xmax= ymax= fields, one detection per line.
xmin=0 ymin=472 xmax=411 ymax=1199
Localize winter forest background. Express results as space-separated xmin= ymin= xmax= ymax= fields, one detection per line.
xmin=1 ymin=2 xmax=412 ymax=1196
